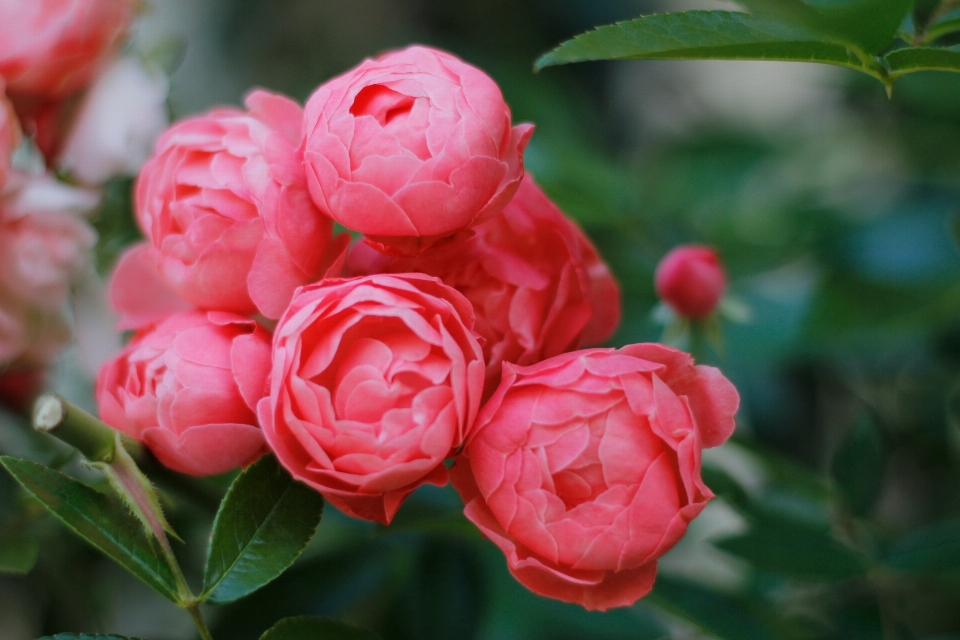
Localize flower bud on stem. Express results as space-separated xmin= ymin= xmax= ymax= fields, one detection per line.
xmin=31 ymin=394 xmax=214 ymax=640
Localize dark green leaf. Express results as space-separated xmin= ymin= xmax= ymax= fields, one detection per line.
xmin=715 ymin=517 xmax=867 ymax=579
xmin=650 ymin=575 xmax=781 ymax=640
xmin=736 ymin=0 xmax=912 ymax=53
xmin=259 ymin=616 xmax=382 ymax=640
xmin=535 ymin=11 xmax=879 ymax=78
xmin=201 ymin=455 xmax=324 ymax=604
xmin=37 ymin=635 xmax=145 ymax=640
xmin=0 ymin=530 xmax=39 ymax=574
xmin=0 ymin=457 xmax=179 ymax=602
xmin=831 ymin=415 xmax=885 ymax=516
xmin=887 ymin=45 xmax=960 ymax=77
xmin=884 ymin=518 xmax=960 ymax=573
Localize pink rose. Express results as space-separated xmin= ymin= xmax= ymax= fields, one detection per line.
xmin=349 ymin=175 xmax=620 ymax=395
xmin=0 ymin=82 xmax=19 ymax=191
xmin=135 ymin=90 xmax=339 ymax=318
xmin=450 ymin=344 xmax=739 ymax=611
xmin=0 ymin=174 xmax=98 ymax=365
xmin=0 ymin=0 xmax=135 ymax=98
xmin=655 ymin=244 xmax=726 ymax=319
xmin=96 ymin=310 xmax=271 ymax=476
xmin=261 ymin=273 xmax=485 ymax=524
xmin=302 ymin=45 xmax=534 ymax=256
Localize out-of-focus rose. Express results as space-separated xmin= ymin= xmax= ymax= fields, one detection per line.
xmin=261 ymin=274 xmax=485 ymax=524
xmin=302 ymin=45 xmax=534 ymax=256
xmin=60 ymin=56 xmax=170 ymax=185
xmin=0 ymin=174 xmax=98 ymax=365
xmin=655 ymin=244 xmax=726 ymax=319
xmin=0 ymin=0 xmax=136 ymax=98
xmin=96 ymin=310 xmax=271 ymax=476
xmin=450 ymin=344 xmax=739 ymax=611
xmin=349 ymin=175 xmax=620 ymax=394
xmin=135 ymin=90 xmax=337 ymax=318
xmin=0 ymin=82 xmax=20 ymax=191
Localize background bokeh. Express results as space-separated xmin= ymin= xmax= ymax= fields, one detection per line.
xmin=3 ymin=0 xmax=960 ymax=638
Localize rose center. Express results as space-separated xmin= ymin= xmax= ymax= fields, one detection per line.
xmin=350 ymin=84 xmax=415 ymax=127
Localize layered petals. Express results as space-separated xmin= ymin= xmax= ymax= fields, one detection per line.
xmin=450 ymin=344 xmax=739 ymax=610
xmin=96 ymin=310 xmax=272 ymax=476
xmin=262 ymin=274 xmax=485 ymax=524
xmin=0 ymin=0 xmax=135 ymax=98
xmin=348 ymin=174 xmax=620 ymax=395
xmin=302 ymin=45 xmax=533 ymax=256
xmin=135 ymin=90 xmax=337 ymax=318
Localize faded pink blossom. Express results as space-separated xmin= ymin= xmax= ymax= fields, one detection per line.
xmin=0 ymin=0 xmax=136 ymax=98
xmin=135 ymin=90 xmax=338 ymax=318
xmin=655 ymin=244 xmax=726 ymax=319
xmin=451 ymin=344 xmax=739 ymax=611
xmin=0 ymin=174 xmax=98 ymax=365
xmin=261 ymin=274 xmax=485 ymax=524
xmin=302 ymin=45 xmax=534 ymax=256
xmin=349 ymin=174 xmax=620 ymax=395
xmin=96 ymin=310 xmax=272 ymax=476
xmin=0 ymin=82 xmax=19 ymax=191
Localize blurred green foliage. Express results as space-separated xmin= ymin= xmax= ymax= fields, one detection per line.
xmin=5 ymin=0 xmax=960 ymax=638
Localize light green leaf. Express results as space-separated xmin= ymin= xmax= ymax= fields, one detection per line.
xmin=884 ymin=518 xmax=960 ymax=573
xmin=37 ymin=635 xmax=145 ymax=640
xmin=259 ymin=616 xmax=382 ymax=640
xmin=535 ymin=11 xmax=881 ymax=78
xmin=924 ymin=10 xmax=960 ymax=42
xmin=201 ymin=455 xmax=324 ymax=604
xmin=887 ymin=45 xmax=960 ymax=77
xmin=715 ymin=518 xmax=867 ymax=580
xmin=0 ymin=530 xmax=39 ymax=574
xmin=830 ymin=415 xmax=885 ymax=516
xmin=0 ymin=456 xmax=179 ymax=603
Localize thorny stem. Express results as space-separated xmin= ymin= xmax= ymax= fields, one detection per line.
xmin=32 ymin=394 xmax=215 ymax=640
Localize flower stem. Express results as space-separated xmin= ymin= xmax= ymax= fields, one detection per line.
xmin=32 ymin=393 xmax=214 ymax=639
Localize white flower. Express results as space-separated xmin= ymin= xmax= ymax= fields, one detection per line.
xmin=59 ymin=56 xmax=169 ymax=185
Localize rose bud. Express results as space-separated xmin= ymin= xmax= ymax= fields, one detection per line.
xmin=260 ymin=273 xmax=485 ymax=524
xmin=654 ymin=244 xmax=726 ymax=319
xmin=450 ymin=343 xmax=739 ymax=611
xmin=302 ymin=45 xmax=534 ymax=256
xmin=0 ymin=82 xmax=20 ymax=192
xmin=0 ymin=0 xmax=135 ymax=99
xmin=59 ymin=56 xmax=170 ymax=185
xmin=135 ymin=90 xmax=337 ymax=318
xmin=0 ymin=174 xmax=98 ymax=366
xmin=96 ymin=310 xmax=272 ymax=476
xmin=349 ymin=174 xmax=620 ymax=395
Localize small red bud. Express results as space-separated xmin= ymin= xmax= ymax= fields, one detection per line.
xmin=654 ymin=244 xmax=726 ymax=319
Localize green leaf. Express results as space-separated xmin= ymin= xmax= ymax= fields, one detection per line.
xmin=649 ymin=575 xmax=781 ymax=640
xmin=733 ymin=0 xmax=912 ymax=52
xmin=535 ymin=11 xmax=881 ymax=78
xmin=259 ymin=616 xmax=382 ymax=640
xmin=887 ymin=45 xmax=960 ymax=77
xmin=0 ymin=456 xmax=179 ymax=603
xmin=715 ymin=517 xmax=867 ymax=580
xmin=884 ymin=518 xmax=960 ymax=573
xmin=37 ymin=635 xmax=145 ymax=640
xmin=830 ymin=414 xmax=885 ymax=516
xmin=925 ymin=13 xmax=960 ymax=42
xmin=201 ymin=455 xmax=324 ymax=604
xmin=0 ymin=530 xmax=39 ymax=574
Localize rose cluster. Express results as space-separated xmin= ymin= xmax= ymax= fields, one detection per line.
xmin=0 ymin=0 xmax=170 ymax=406
xmin=98 ymin=44 xmax=739 ymax=609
